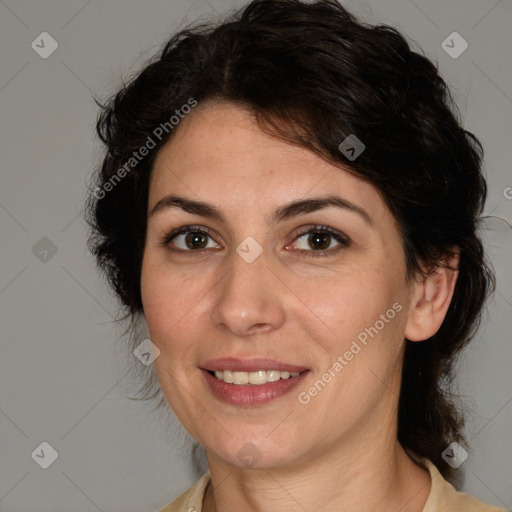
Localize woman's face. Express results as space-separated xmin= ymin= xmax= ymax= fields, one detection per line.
xmin=141 ymin=102 xmax=417 ymax=470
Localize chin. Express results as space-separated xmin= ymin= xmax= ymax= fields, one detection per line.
xmin=205 ymin=433 xmax=302 ymax=471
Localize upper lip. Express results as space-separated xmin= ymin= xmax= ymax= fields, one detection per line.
xmin=201 ymin=357 xmax=309 ymax=373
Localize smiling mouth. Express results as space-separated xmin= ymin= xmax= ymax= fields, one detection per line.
xmin=208 ymin=369 xmax=303 ymax=385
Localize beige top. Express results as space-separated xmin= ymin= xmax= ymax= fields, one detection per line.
xmin=159 ymin=459 xmax=506 ymax=512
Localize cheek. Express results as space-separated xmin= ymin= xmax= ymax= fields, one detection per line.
xmin=141 ymin=270 xmax=170 ymax=339
xmin=140 ymin=258 xmax=215 ymax=369
xmin=141 ymin=259 xmax=185 ymax=355
xmin=296 ymin=271 xmax=408 ymax=402
xmin=142 ymin=257 xmax=195 ymax=329
xmin=304 ymin=293 xmax=406 ymax=418
xmin=296 ymin=267 xmax=401 ymax=344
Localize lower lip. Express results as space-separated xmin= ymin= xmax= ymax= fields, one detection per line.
xmin=201 ymin=369 xmax=310 ymax=406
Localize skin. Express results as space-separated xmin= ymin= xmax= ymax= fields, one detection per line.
xmin=141 ymin=102 xmax=459 ymax=512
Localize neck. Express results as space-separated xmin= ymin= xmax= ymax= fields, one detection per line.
xmin=202 ymin=423 xmax=431 ymax=512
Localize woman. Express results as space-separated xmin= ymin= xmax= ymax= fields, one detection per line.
xmin=87 ymin=1 xmax=505 ymax=510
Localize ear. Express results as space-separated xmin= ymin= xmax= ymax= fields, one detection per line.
xmin=404 ymin=250 xmax=460 ymax=342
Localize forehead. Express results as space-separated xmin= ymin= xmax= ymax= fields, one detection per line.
xmin=149 ymin=102 xmax=388 ymax=223
xmin=153 ymin=102 xmax=327 ymax=179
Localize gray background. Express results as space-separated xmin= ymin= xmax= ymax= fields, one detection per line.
xmin=0 ymin=0 xmax=511 ymax=510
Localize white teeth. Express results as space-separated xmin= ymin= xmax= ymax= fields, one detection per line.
xmin=266 ymin=370 xmax=281 ymax=382
xmin=212 ymin=370 xmax=301 ymax=385
xmin=223 ymin=370 xmax=234 ymax=383
xmin=249 ymin=370 xmax=266 ymax=385
xmin=233 ymin=371 xmax=249 ymax=385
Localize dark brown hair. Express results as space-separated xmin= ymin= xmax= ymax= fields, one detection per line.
xmin=87 ymin=0 xmax=495 ymax=482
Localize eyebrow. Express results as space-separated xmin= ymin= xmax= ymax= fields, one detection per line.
xmin=148 ymin=194 xmax=373 ymax=226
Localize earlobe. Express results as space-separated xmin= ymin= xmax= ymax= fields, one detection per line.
xmin=404 ymin=251 xmax=460 ymax=342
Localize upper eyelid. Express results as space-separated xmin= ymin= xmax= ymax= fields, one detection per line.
xmin=162 ymin=225 xmax=216 ymax=244
xmin=163 ymin=224 xmax=350 ymax=249
xmin=294 ymin=224 xmax=349 ymax=240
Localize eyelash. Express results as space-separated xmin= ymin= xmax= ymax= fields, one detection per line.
xmin=161 ymin=224 xmax=351 ymax=257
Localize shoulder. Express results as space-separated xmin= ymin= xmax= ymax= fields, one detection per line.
xmin=158 ymin=471 xmax=211 ymax=512
xmin=421 ymin=458 xmax=506 ymax=512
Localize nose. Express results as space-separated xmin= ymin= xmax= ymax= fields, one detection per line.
xmin=210 ymin=246 xmax=286 ymax=337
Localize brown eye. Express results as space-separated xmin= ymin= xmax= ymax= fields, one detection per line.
xmin=185 ymin=231 xmax=208 ymax=249
xmin=162 ymin=226 xmax=220 ymax=252
xmin=290 ymin=225 xmax=350 ymax=256
xmin=307 ymin=232 xmax=331 ymax=250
